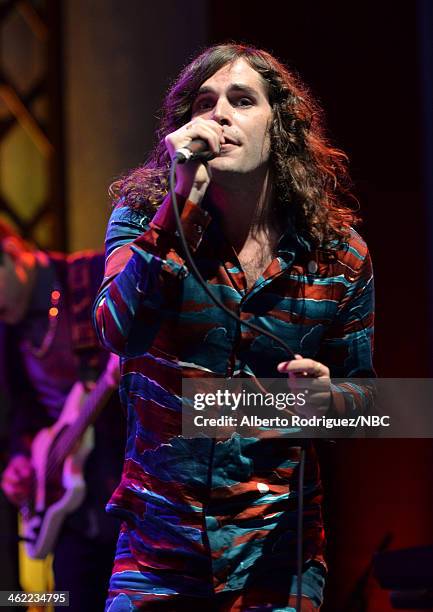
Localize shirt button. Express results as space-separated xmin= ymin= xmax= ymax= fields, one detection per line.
xmin=195 ymin=224 xmax=203 ymax=234
xmin=307 ymin=260 xmax=318 ymax=274
xmin=205 ymin=516 xmax=219 ymax=531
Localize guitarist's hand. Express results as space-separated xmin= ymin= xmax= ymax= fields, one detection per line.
xmin=1 ymin=454 xmax=34 ymax=507
xmin=104 ymin=353 xmax=120 ymax=388
xmin=83 ymin=353 xmax=120 ymax=392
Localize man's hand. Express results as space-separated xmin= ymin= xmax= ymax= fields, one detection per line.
xmin=103 ymin=353 xmax=120 ymax=388
xmin=1 ymin=454 xmax=34 ymax=507
xmin=164 ymin=118 xmax=225 ymax=204
xmin=277 ymin=354 xmax=331 ymax=418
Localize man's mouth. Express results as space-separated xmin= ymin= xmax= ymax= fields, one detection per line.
xmin=222 ymin=135 xmax=239 ymax=146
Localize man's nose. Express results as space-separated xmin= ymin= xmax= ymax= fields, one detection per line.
xmin=211 ymin=99 xmax=232 ymax=125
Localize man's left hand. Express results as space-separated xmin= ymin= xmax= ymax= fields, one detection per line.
xmin=277 ymin=354 xmax=331 ymax=418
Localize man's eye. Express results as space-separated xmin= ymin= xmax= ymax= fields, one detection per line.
xmin=195 ymin=99 xmax=213 ymax=111
xmin=235 ymin=97 xmax=253 ymax=107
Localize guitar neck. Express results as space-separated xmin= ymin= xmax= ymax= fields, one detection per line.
xmin=55 ymin=375 xmax=116 ymax=463
xmin=72 ymin=376 xmax=115 ymax=439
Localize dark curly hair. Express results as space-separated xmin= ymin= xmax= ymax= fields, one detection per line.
xmin=110 ymin=43 xmax=359 ymax=247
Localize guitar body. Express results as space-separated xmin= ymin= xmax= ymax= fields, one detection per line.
xmin=21 ymin=382 xmax=95 ymax=559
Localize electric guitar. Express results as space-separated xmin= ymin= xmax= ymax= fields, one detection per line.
xmin=20 ymin=353 xmax=120 ymax=559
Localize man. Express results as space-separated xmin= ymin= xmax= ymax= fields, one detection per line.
xmin=94 ymin=43 xmax=374 ymax=611
xmin=0 ymin=222 xmax=125 ymax=611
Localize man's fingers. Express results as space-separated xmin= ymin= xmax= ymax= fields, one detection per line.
xmin=2 ymin=469 xmax=31 ymax=487
xmin=278 ymin=358 xmax=329 ymax=378
xmin=15 ymin=465 xmax=32 ymax=479
xmin=3 ymin=471 xmax=20 ymax=485
xmin=184 ymin=122 xmax=222 ymax=154
xmin=1 ymin=457 xmax=33 ymax=492
xmin=1 ymin=479 xmax=31 ymax=506
xmin=165 ymin=118 xmax=224 ymax=156
xmin=295 ymin=392 xmax=331 ymax=417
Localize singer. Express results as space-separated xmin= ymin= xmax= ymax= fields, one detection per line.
xmin=94 ymin=43 xmax=375 ymax=611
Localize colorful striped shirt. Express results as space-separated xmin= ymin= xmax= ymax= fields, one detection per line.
xmin=93 ymin=195 xmax=374 ymax=599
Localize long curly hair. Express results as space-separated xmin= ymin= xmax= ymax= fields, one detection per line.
xmin=110 ymin=43 xmax=359 ymax=247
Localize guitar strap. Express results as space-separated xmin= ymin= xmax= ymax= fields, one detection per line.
xmin=67 ymin=252 xmax=106 ymax=384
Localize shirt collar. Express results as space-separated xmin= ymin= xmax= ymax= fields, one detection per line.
xmin=275 ymin=215 xmax=313 ymax=261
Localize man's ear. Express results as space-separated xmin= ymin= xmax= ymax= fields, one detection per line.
xmin=1 ymin=235 xmax=46 ymax=276
xmin=1 ymin=236 xmax=23 ymax=260
xmin=1 ymin=236 xmax=37 ymax=279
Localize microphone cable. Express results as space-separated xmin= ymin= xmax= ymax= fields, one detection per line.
xmin=170 ymin=155 xmax=306 ymax=612
xmin=169 ymin=156 xmax=297 ymax=357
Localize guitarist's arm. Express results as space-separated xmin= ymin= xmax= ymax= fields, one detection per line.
xmin=1 ymin=332 xmax=52 ymax=506
xmin=1 ymin=351 xmax=120 ymax=508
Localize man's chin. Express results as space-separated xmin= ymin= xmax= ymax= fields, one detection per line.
xmin=209 ymin=156 xmax=236 ymax=169
xmin=208 ymin=158 xmax=243 ymax=176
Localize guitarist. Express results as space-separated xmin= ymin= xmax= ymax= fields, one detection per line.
xmin=0 ymin=221 xmax=125 ymax=612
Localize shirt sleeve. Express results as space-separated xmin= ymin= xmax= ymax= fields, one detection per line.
xmin=316 ymin=245 xmax=376 ymax=418
xmin=93 ymin=196 xmax=211 ymax=357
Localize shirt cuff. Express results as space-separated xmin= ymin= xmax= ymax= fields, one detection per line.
xmin=177 ymin=199 xmax=211 ymax=252
xmin=150 ymin=193 xmax=211 ymax=251
xmin=132 ymin=195 xmax=211 ymax=274
xmin=329 ymin=383 xmax=347 ymax=416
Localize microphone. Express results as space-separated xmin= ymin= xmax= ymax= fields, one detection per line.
xmin=174 ymin=138 xmax=216 ymax=164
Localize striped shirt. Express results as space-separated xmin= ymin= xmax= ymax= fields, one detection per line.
xmin=94 ymin=195 xmax=374 ymax=597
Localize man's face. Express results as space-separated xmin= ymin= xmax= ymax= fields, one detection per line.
xmin=0 ymin=242 xmax=35 ymax=324
xmin=191 ymin=58 xmax=273 ymax=180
